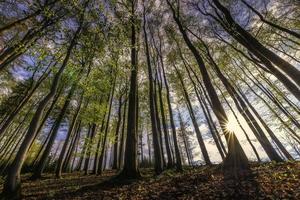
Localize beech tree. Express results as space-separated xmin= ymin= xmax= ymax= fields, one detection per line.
xmin=0 ymin=0 xmax=299 ymax=198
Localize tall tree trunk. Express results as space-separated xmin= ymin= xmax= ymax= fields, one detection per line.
xmin=166 ymin=0 xmax=249 ymax=170
xmin=70 ymin=126 xmax=81 ymax=172
xmin=139 ymin=124 xmax=144 ymax=164
xmin=2 ymin=19 xmax=82 ymax=195
xmin=112 ymin=94 xmax=124 ymax=169
xmin=31 ymin=82 xmax=78 ymax=179
xmin=28 ymin=85 xmax=64 ymax=159
xmin=0 ymin=123 xmax=27 ymax=167
xmin=174 ymin=65 xmax=211 ymax=165
xmin=184 ymin=56 xmax=227 ymax=155
xmin=237 ymin=87 xmax=294 ymax=160
xmin=83 ymin=124 xmax=97 ymax=175
xmin=92 ymin=105 xmax=107 ymax=174
xmin=98 ymin=78 xmax=116 ymax=175
xmin=0 ymin=101 xmax=35 ymax=157
xmin=179 ymin=49 xmax=225 ymax=160
xmin=158 ymin=34 xmax=183 ymax=171
xmin=0 ymin=133 xmax=25 ymax=175
xmin=153 ymin=77 xmax=166 ymax=168
xmin=56 ymin=93 xmax=83 ymax=178
xmin=217 ymin=84 xmax=261 ymax=162
xmin=118 ymin=0 xmax=140 ymax=178
xmin=64 ymin=120 xmax=82 ymax=172
xmin=242 ymin=79 xmax=300 ymax=144
xmin=76 ymin=124 xmax=91 ymax=171
xmin=235 ymin=59 xmax=300 ymax=129
xmin=178 ymin=112 xmax=193 ymax=166
xmin=199 ymin=40 xmax=283 ymax=162
xmin=156 ymin=67 xmax=174 ymax=168
xmin=146 ymin=127 xmax=152 ymax=164
xmin=118 ymin=94 xmax=128 ymax=169
xmin=142 ymin=5 xmax=163 ymax=174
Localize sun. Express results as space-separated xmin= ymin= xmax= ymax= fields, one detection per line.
xmin=226 ymin=113 xmax=240 ymax=133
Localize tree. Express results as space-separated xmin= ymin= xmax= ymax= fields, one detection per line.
xmin=2 ymin=6 xmax=86 ymax=196
xmin=118 ymin=0 xmax=141 ymax=179
xmin=166 ymin=0 xmax=249 ymax=171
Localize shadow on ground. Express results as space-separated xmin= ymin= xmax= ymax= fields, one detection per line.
xmin=0 ymin=162 xmax=299 ymax=199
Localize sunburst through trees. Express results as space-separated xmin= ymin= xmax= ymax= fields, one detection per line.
xmin=0 ymin=0 xmax=299 ymax=199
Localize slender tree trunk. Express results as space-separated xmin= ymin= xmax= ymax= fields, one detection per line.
xmin=31 ymin=82 xmax=78 ymax=179
xmin=139 ymin=125 xmax=144 ymax=164
xmin=64 ymin=121 xmax=81 ymax=172
xmin=158 ymin=35 xmax=183 ymax=171
xmin=0 ymin=125 xmax=26 ymax=166
xmin=156 ymin=67 xmax=174 ymax=168
xmin=76 ymin=124 xmax=91 ymax=171
xmin=180 ymin=50 xmax=225 ymax=160
xmin=118 ymin=95 xmax=128 ymax=169
xmin=217 ymin=85 xmax=261 ymax=162
xmin=0 ymin=11 xmax=40 ymax=34
xmin=112 ymin=94 xmax=124 ymax=169
xmin=184 ymin=57 xmax=227 ymax=155
xmin=93 ymin=99 xmax=109 ymax=174
xmin=186 ymin=64 xmax=227 ymax=154
xmin=237 ymin=88 xmax=294 ymax=160
xmin=166 ymin=0 xmax=249 ymax=170
xmin=153 ymin=77 xmax=166 ymax=168
xmin=142 ymin=5 xmax=163 ymax=174
xmin=28 ymin=85 xmax=64 ymax=158
xmin=98 ymin=76 xmax=116 ymax=175
xmin=70 ymin=127 xmax=81 ymax=172
xmin=56 ymin=93 xmax=83 ymax=178
xmin=0 ymin=102 xmax=35 ymax=157
xmin=83 ymin=124 xmax=97 ymax=175
xmin=235 ymin=59 xmax=300 ymax=129
xmin=199 ymin=40 xmax=283 ymax=162
xmin=174 ymin=65 xmax=211 ymax=165
xmin=243 ymin=79 xmax=300 ymax=143
xmin=0 ymin=133 xmax=25 ymax=175
xmin=178 ymin=112 xmax=193 ymax=166
xmin=2 ymin=20 xmax=82 ymax=195
xmin=146 ymin=131 xmax=152 ymax=164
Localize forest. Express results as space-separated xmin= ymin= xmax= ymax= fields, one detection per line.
xmin=0 ymin=0 xmax=299 ymax=199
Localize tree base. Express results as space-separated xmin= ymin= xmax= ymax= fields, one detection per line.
xmin=116 ymin=168 xmax=141 ymax=180
xmin=222 ymin=152 xmax=249 ymax=170
xmin=55 ymin=174 xmax=62 ymax=179
xmin=29 ymin=173 xmax=42 ymax=180
xmin=0 ymin=192 xmax=21 ymax=200
xmin=2 ymin=180 xmax=21 ymax=200
xmin=220 ymin=152 xmax=250 ymax=179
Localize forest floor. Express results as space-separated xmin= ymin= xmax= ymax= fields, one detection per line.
xmin=0 ymin=161 xmax=300 ymax=199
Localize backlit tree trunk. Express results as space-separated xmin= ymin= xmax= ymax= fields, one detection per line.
xmin=166 ymin=0 xmax=249 ymax=170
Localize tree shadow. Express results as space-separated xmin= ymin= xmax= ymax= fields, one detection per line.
xmin=45 ymin=174 xmax=143 ymax=199
xmin=157 ymin=165 xmax=263 ymax=199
